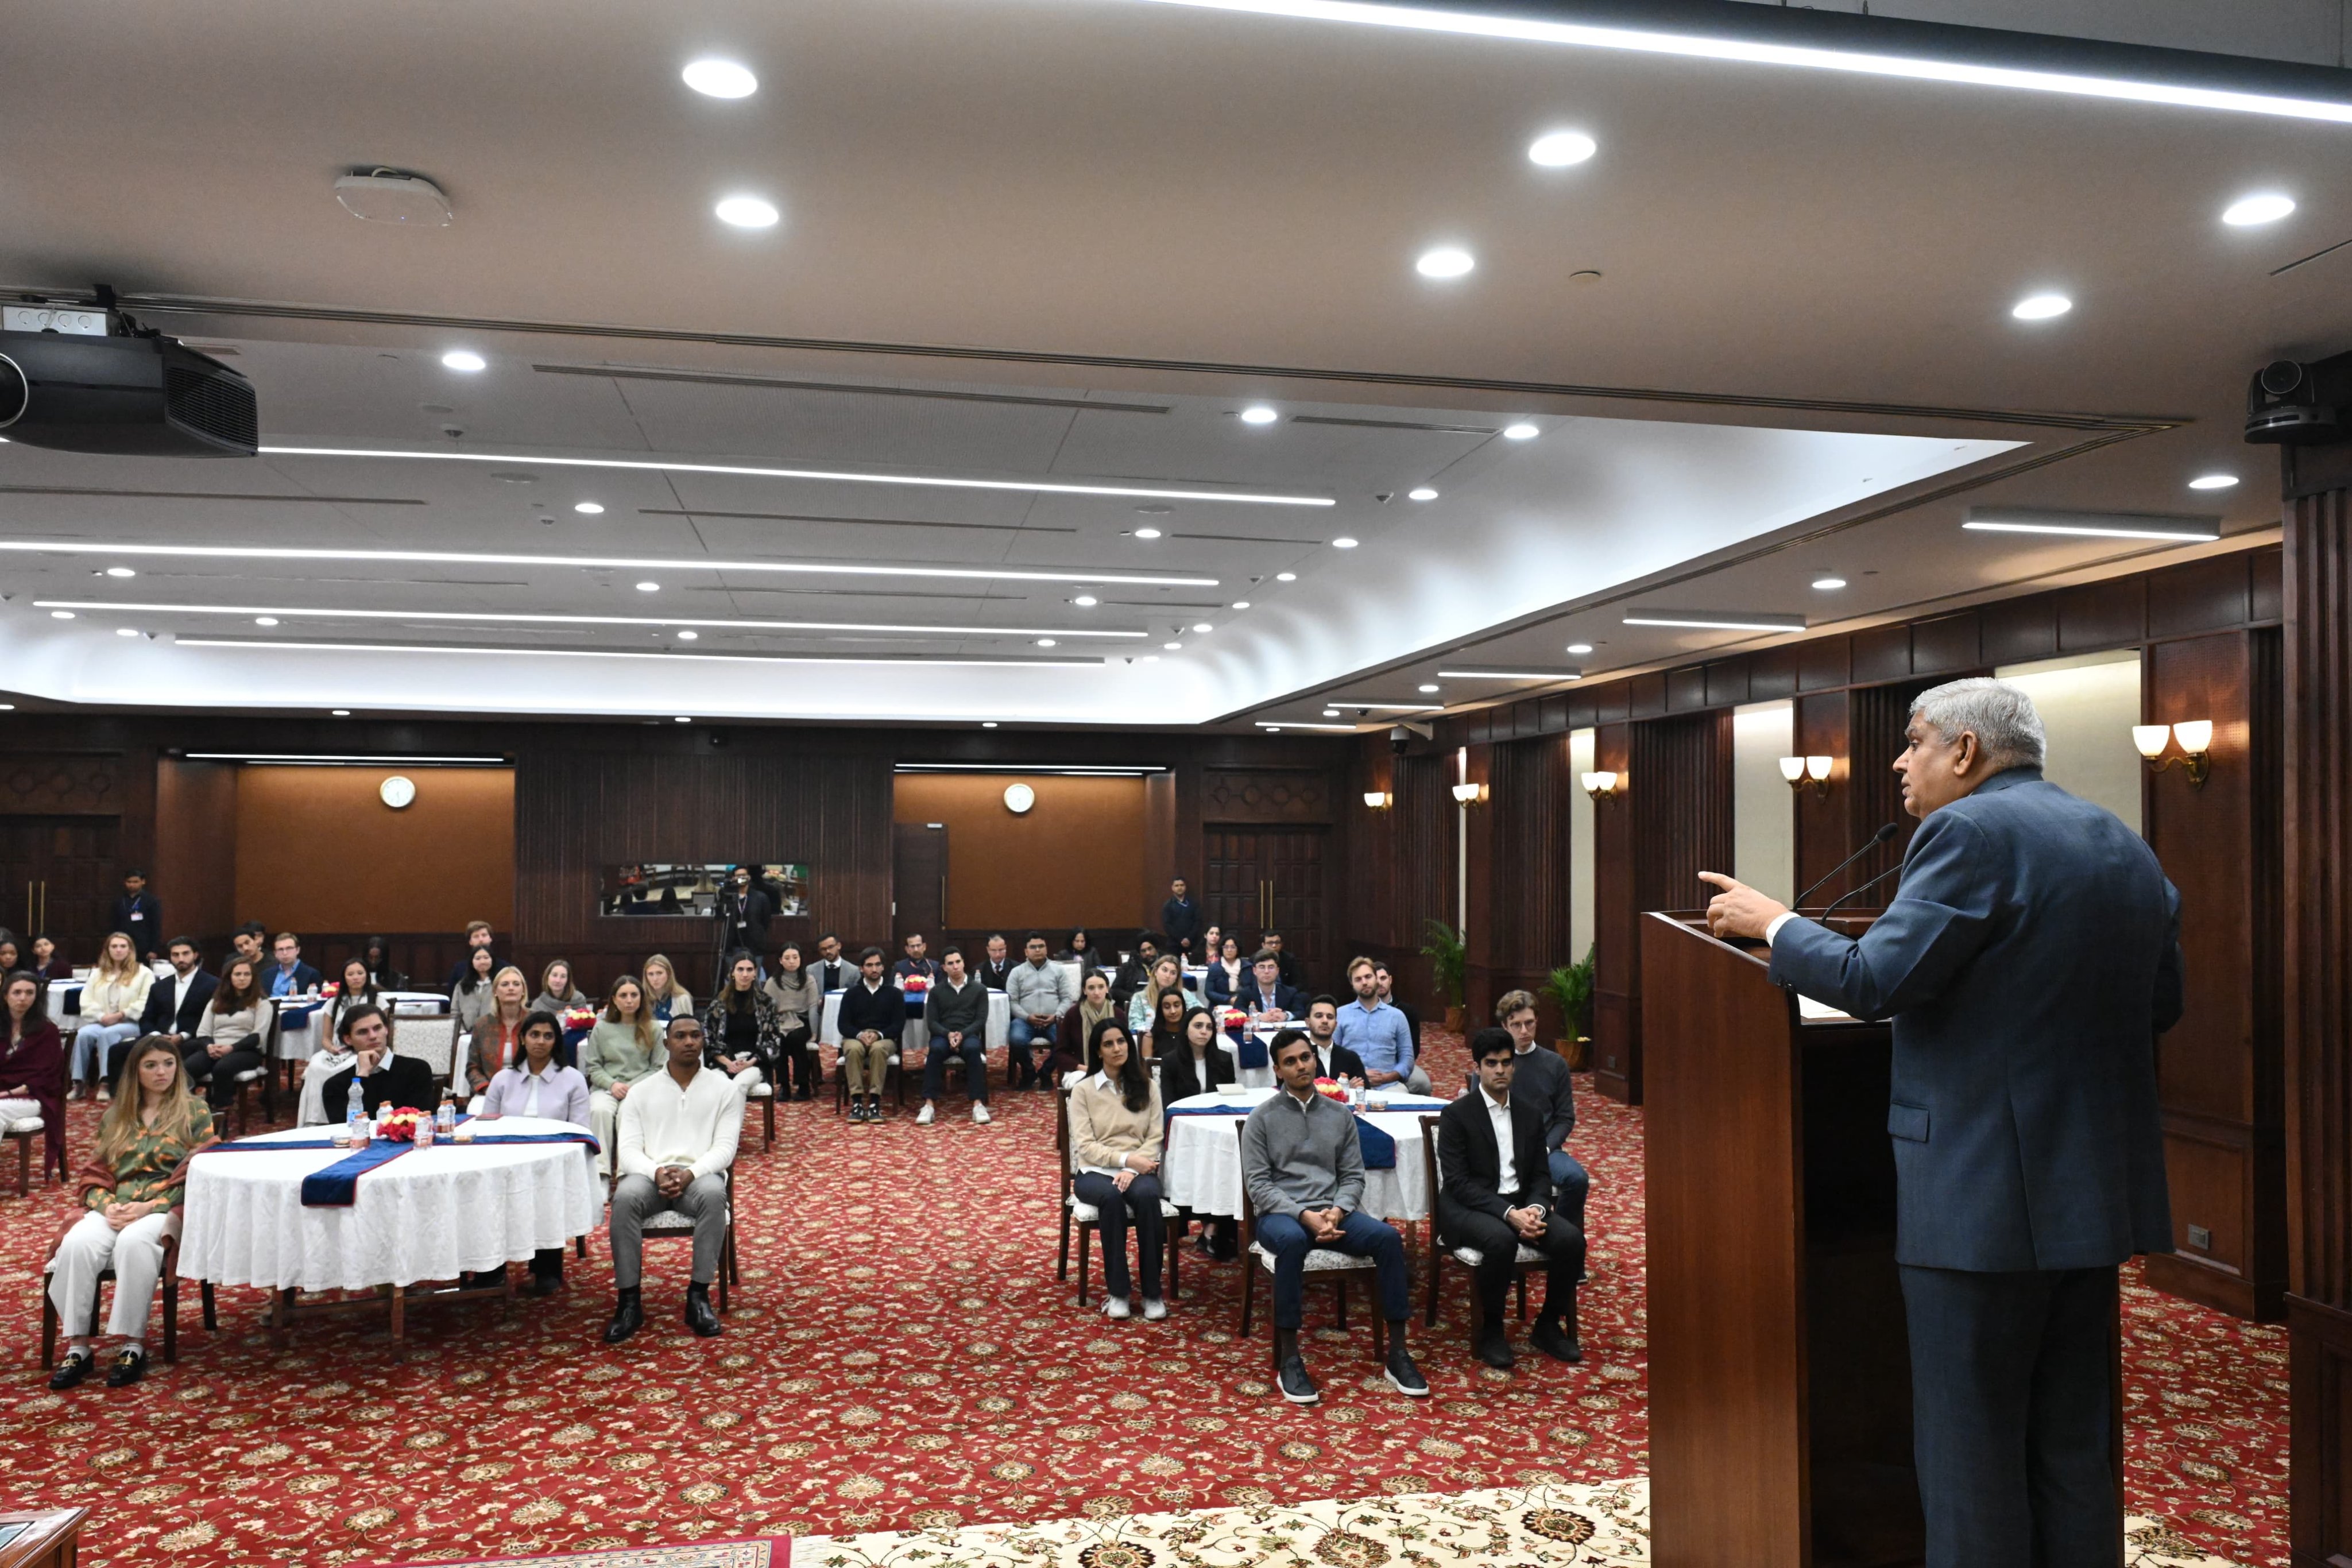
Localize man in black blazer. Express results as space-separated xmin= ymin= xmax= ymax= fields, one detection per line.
xmin=1702 ymin=677 xmax=2183 ymax=1568
xmin=136 ymin=936 xmax=218 ymax=1079
xmin=975 ymin=934 xmax=1015 ymax=992
xmin=1233 ymin=951 xmax=1305 ymax=1024
xmin=809 ymin=933 xmax=857 ymax=995
xmin=1299 ymin=997 xmax=1367 ymax=1085
xmin=1436 ymin=1029 xmax=1584 ymax=1369
xmin=312 ymin=1005 xmax=439 ymax=1120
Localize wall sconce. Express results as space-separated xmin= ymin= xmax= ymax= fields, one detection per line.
xmin=1362 ymin=790 xmax=1392 ymax=810
xmin=1779 ymin=755 xmax=1835 ymax=797
xmin=1450 ymin=781 xmax=1487 ymax=806
xmin=1580 ymin=770 xmax=1624 ymax=801
xmin=2133 ymin=720 xmax=2213 ymax=787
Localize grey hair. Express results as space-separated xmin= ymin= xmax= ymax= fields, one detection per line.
xmin=1908 ymin=677 xmax=2046 ymax=770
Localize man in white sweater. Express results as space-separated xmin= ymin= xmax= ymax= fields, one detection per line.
xmin=605 ymin=1016 xmax=741 ymax=1343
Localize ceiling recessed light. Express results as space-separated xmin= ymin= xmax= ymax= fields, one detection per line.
xmin=636 ymin=580 xmax=660 ymax=593
xmin=1502 ymin=423 xmax=1539 ymax=440
xmin=981 ymin=721 xmax=999 ymax=728
xmin=1231 ymin=600 xmax=1251 ymax=609
xmin=1239 ymin=405 xmax=1279 ymax=425
xmin=676 ymin=629 xmax=699 ymax=640
xmin=49 ymin=610 xmax=73 ymax=620
xmin=1565 ymin=642 xmax=1594 ymax=654
xmin=1407 ymin=487 xmax=1438 ymax=501
xmin=1812 ymin=576 xmax=1847 ymax=591
xmin=2188 ymin=474 xmax=2239 ymax=490
xmin=1036 ymin=638 xmax=1058 ymax=648
xmin=1134 ymin=527 xmax=1163 ymax=540
xmin=715 ymin=195 xmax=780 ymax=229
xmin=573 ymin=501 xmax=605 ymax=515
xmin=1074 ymin=594 xmax=1098 ymax=607
xmin=1164 ymin=641 xmax=1183 ymax=651
xmin=1527 ymin=130 xmax=1598 ymax=167
xmin=1415 ymin=246 xmax=1476 ymax=280
xmin=331 ymin=709 xmax=350 ymax=717
xmin=1332 ymin=537 xmax=1359 ymax=548
xmin=1323 ymin=709 xmax=1341 ymax=717
xmin=2011 ymin=293 xmax=2072 ymax=321
xmin=675 ymin=715 xmax=692 ymax=723
xmin=115 ymin=627 xmax=139 ymax=637
xmin=1418 ymin=683 xmax=1441 ymax=693
xmin=105 ymin=566 xmax=136 ymax=578
xmin=255 ymin=616 xmax=279 ymax=626
xmin=441 ymin=350 xmax=487 ymax=373
xmin=2222 ymin=192 xmax=2296 ymax=227
xmin=682 ymin=58 xmax=758 ymax=98
xmin=1276 ymin=572 xmax=1297 ymax=582
xmin=1141 ymin=655 xmax=1160 ymax=663
xmin=1192 ymin=622 xmax=1213 ymax=633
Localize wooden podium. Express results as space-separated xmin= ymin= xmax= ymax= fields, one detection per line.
xmin=1642 ymin=911 xmax=1920 ymax=1568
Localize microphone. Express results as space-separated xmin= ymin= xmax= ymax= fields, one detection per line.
xmin=1790 ymin=823 xmax=1899 ymax=911
xmin=1820 ymin=861 xmax=1905 ymax=920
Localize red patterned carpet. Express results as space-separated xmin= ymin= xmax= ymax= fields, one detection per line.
xmin=0 ymin=1031 xmax=2288 ymax=1566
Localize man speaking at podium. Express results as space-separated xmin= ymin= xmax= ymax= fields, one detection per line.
xmin=1697 ymin=677 xmax=2182 ymax=1568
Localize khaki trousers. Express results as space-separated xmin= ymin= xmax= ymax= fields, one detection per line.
xmin=843 ymin=1036 xmax=895 ymax=1094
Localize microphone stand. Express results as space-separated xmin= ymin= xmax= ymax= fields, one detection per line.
xmin=1791 ymin=823 xmax=1899 ymax=913
xmin=1819 ymin=862 xmax=1905 ymax=922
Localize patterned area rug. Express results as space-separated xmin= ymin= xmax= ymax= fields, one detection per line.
xmin=0 ymin=1031 xmax=2288 ymax=1566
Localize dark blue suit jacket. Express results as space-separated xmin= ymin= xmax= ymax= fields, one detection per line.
xmin=1768 ymin=768 xmax=2182 ymax=1272
xmin=1232 ymin=975 xmax=1306 ymax=1018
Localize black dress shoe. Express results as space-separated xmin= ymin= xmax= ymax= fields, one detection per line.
xmin=602 ymin=1289 xmax=644 ymax=1344
xmin=1277 ymin=1354 xmax=1320 ymax=1404
xmin=684 ymin=1283 xmax=722 ymax=1337
xmin=1473 ymin=1327 xmax=1516 ymax=1369
xmin=48 ymin=1352 xmax=93 ymax=1391
xmin=1384 ymin=1343 xmax=1430 ymax=1397
xmin=1530 ymin=1319 xmax=1584 ymax=1364
xmin=531 ymin=1268 xmax=562 ymax=1296
xmin=104 ymin=1348 xmax=147 ymax=1387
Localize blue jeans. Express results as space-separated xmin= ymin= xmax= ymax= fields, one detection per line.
xmin=922 ymin=1037 xmax=988 ymax=1104
xmin=1255 ymin=1207 xmax=1410 ymax=1329
xmin=1549 ymin=1151 xmax=1591 ymax=1233
xmin=1074 ymin=1171 xmax=1164 ymax=1300
xmin=1007 ymin=1017 xmax=1049 ymax=1085
xmin=73 ymin=1021 xmax=141 ymax=1089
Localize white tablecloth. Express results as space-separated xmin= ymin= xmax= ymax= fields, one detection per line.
xmin=274 ymin=990 xmax=450 ymax=1060
xmin=177 ymin=1115 xmax=605 ymax=1292
xmin=818 ymin=990 xmax=1010 ymax=1055
xmin=47 ymin=961 xmax=175 ymax=1029
xmin=1158 ymin=1087 xmax=1450 ymax=1222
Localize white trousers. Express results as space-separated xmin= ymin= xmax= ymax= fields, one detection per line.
xmin=590 ymin=1089 xmax=621 ymax=1165
xmin=0 ymin=1095 xmax=38 ymax=1132
xmin=49 ymin=1209 xmax=178 ymax=1339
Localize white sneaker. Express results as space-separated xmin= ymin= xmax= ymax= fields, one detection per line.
xmin=1102 ymin=1296 xmax=1131 ymax=1319
xmin=1141 ymin=1297 xmax=1167 ymax=1321
xmin=972 ymin=1104 xmax=992 ymax=1124
xmin=915 ymin=1103 xmax=935 ymax=1125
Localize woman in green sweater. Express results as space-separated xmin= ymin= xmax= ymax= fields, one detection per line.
xmin=581 ymin=974 xmax=662 ymax=1162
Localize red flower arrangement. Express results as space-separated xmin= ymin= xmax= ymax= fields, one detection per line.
xmin=560 ymin=1005 xmax=597 ymax=1031
xmin=1313 ymin=1077 xmax=1349 ymax=1102
xmin=373 ymin=1106 xmax=427 ymax=1140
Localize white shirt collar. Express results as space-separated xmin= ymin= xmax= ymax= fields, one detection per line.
xmin=1480 ymin=1082 xmax=1511 ymax=1113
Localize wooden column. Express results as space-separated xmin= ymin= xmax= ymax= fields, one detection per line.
xmin=1461 ymin=742 xmax=1498 ymax=1027
xmin=1591 ymin=722 xmax=1638 ymax=1102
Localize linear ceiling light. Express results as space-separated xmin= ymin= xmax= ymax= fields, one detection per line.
xmin=893 ymin=762 xmax=1171 ymax=775
xmin=1961 ymin=510 xmax=2221 ymax=541
xmin=173 ymin=638 xmax=1100 ymax=668
xmin=1254 ymin=720 xmax=1361 ymax=730
xmin=1436 ymin=670 xmax=1583 ymax=681
xmin=1324 ymin=702 xmax=1441 ymax=711
xmin=257 ymin=446 xmax=1333 ymax=508
xmin=1125 ymin=0 xmax=2352 ymax=124
xmin=0 ymin=541 xmax=1216 ymax=589
xmin=183 ymin=752 xmax=508 ymax=765
xmin=34 ymin=600 xmax=1149 ymax=640
xmin=1622 ymin=612 xmax=1808 ymax=633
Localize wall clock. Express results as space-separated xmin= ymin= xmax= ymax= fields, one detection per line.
xmin=379 ymin=775 xmax=417 ymax=810
xmin=1003 ymin=783 xmax=1035 ymax=815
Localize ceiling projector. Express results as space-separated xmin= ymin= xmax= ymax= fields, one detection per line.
xmin=0 ymin=314 xmax=257 ymax=457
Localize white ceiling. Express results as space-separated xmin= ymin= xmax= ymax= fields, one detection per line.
xmin=0 ymin=0 xmax=2342 ymax=728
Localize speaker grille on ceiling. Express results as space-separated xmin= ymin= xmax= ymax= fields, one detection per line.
xmin=164 ymin=363 xmax=258 ymax=450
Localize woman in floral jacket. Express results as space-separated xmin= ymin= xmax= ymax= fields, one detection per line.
xmin=699 ymin=951 xmax=784 ymax=1097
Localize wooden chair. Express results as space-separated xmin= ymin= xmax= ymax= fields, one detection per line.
xmin=831 ymin=1035 xmax=905 ymax=1116
xmin=1418 ymin=1114 xmax=1544 ymax=1329
xmin=637 ymin=1167 xmax=741 ymax=1311
xmin=744 ymin=1079 xmax=776 ymax=1151
xmin=6 ymin=1102 xmax=63 ymax=1197
xmin=1055 ymin=1086 xmax=1181 ymax=1306
xmin=393 ymin=1014 xmax=458 ymax=1093
xmin=1235 ymin=1184 xmax=1386 ymax=1363
xmin=229 ymin=998 xmax=284 ymax=1135
xmin=39 ymin=1230 xmax=212 ymax=1368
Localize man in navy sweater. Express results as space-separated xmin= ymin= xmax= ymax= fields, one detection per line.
xmin=835 ymin=948 xmax=905 ymax=1124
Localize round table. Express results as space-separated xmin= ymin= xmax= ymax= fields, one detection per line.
xmin=1158 ymin=1086 xmax=1451 ymax=1221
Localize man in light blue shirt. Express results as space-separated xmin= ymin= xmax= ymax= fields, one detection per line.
xmin=1334 ymin=957 xmax=1429 ymax=1095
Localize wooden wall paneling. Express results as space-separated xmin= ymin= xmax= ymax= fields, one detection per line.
xmin=1144 ymin=772 xmax=1178 ymax=928
xmin=1793 ymin=692 xmax=1854 ymax=906
xmin=234 ymin=765 xmax=515 ymax=938
xmin=2283 ymin=486 xmax=2352 ymax=1568
xmin=1705 ymin=660 xmax=1752 ymax=710
xmin=1471 ymin=734 xmax=1574 ymax=1036
xmin=0 ymin=752 xmax=128 ymax=816
xmin=151 ymin=759 xmax=238 ymax=943
xmin=1912 ymin=612 xmax=1982 ymax=676
xmin=1851 ymin=625 xmax=1913 ymax=686
xmin=2140 ymin=630 xmax=2287 ymax=1321
xmin=1392 ymin=752 xmax=1457 ymax=1013
xmin=1848 ymin=681 xmax=1932 ymax=879
xmin=2148 ymin=555 xmax=2255 ymax=640
xmin=1982 ymin=593 xmax=2060 ymax=666
xmin=1798 ymin=636 xmax=1853 ymax=692
xmin=1462 ymin=744 xmax=1499 ymax=1024
xmin=2253 ymin=547 xmax=2283 ymax=624
xmin=1668 ymin=665 xmax=1709 ymax=713
xmin=2058 ymin=576 xmax=2148 ymax=654
xmin=1630 ymin=672 xmax=1669 ymax=719
xmin=1749 ymin=646 xmax=1800 ymax=703
xmin=1591 ymin=723 xmax=1637 ymax=1101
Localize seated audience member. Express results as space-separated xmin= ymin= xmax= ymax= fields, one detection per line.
xmin=531 ymin=958 xmax=587 ymax=1017
xmin=1497 ymin=990 xmax=1589 ymax=1234
xmin=1109 ymin=933 xmax=1163 ymax=1006
xmin=108 ymin=869 xmax=164 ymax=961
xmin=0 ymin=932 xmax=20 ymax=977
xmin=193 ymin=958 xmax=269 ymax=1114
xmin=1233 ymin=949 xmax=1305 ymax=1028
xmin=1334 ymin=956 xmax=1429 ymax=1095
xmin=917 ymin=946 xmax=991 ymax=1126
xmin=1128 ymin=953 xmax=1203 ymax=1040
xmin=976 ymin=933 xmax=1015 ymax=991
xmin=1058 ymin=928 xmax=1095 ymax=968
xmin=761 ymin=942 xmax=821 ymax=1100
xmin=1161 ymin=876 xmax=1202 ymax=959
xmin=1240 ymin=1029 xmax=1426 ymax=1405
xmin=1373 ymin=962 xmax=1421 ymax=1058
xmin=266 ymin=932 xmax=322 ymax=999
xmin=1156 ymin=1006 xmax=1241 ymax=1260
xmin=314 ymin=1004 xmax=439 ymax=1119
xmin=465 ymin=966 xmax=533 ymax=1093
xmin=893 ymin=933 xmax=939 ymax=988
xmin=443 ymin=920 xmax=499 ymax=990
xmin=639 ymin=954 xmax=694 ymax=1025
xmin=1302 ymin=996 xmax=1368 ymax=1086
xmin=1204 ymin=935 xmax=1245 ymax=1005
xmin=1069 ymin=1021 xmax=1168 ymax=1320
xmin=606 ymin=1015 xmax=740 ymax=1343
xmin=0 ymin=971 xmax=66 ymax=1179
xmin=699 ymin=951 xmax=780 ymax=1096
xmin=583 ymin=975 xmax=663 ymax=1155
xmin=1437 ymin=1029 xmax=1585 ymax=1367
xmin=1057 ymin=971 xmax=1119 ymax=1085
xmin=323 ymin=957 xmax=383 ymax=1043
xmin=1007 ymin=933 xmax=1072 ymax=1091
xmin=451 ymin=944 xmax=500 ymax=1034
xmin=481 ymin=1010 xmax=593 ymax=1296
xmin=836 ymin=947 xmax=905 ymax=1123
xmin=133 ymin=937 xmax=217 ymax=1079
xmin=72 ymin=932 xmax=153 ymax=1103
xmin=1261 ymin=930 xmax=1304 ymax=990
xmin=30 ymin=934 xmax=72 ymax=983
xmin=47 ymin=1037 xmax=216 ymax=1390
xmin=808 ymin=934 xmax=856 ymax=996
xmin=1142 ymin=983 xmax=1191 ymax=1063
xmin=229 ymin=922 xmax=267 ymax=971
xmin=359 ymin=935 xmax=408 ymax=992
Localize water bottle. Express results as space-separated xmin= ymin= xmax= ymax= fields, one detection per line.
xmin=345 ymin=1078 xmax=367 ymax=1143
xmin=435 ymin=1090 xmax=456 ymax=1137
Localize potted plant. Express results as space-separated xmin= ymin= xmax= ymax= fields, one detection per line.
xmin=1546 ymin=944 xmax=1596 ymax=1070
xmin=1421 ymin=919 xmax=1468 ymax=1033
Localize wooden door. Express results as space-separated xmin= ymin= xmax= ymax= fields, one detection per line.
xmin=892 ymin=823 xmax=948 ymax=949
xmin=1202 ymin=826 xmax=1328 ymax=988
xmin=0 ymin=815 xmax=122 ymax=962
